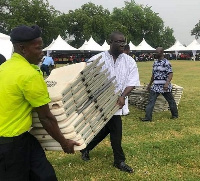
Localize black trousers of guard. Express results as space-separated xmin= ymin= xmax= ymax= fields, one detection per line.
xmin=41 ymin=64 xmax=50 ymax=76
xmin=84 ymin=115 xmax=125 ymax=164
xmin=145 ymin=90 xmax=179 ymax=120
xmin=0 ymin=132 xmax=57 ymax=181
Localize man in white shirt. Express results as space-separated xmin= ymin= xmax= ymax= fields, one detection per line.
xmin=80 ymin=32 xmax=140 ymax=173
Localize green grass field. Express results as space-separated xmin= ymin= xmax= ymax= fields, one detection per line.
xmin=46 ymin=60 xmax=200 ymax=181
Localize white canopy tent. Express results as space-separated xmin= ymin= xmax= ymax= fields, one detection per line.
xmin=78 ymin=37 xmax=103 ymax=51
xmin=43 ymin=35 xmax=77 ymax=52
xmin=0 ymin=33 xmax=13 ymax=59
xmin=78 ymin=40 xmax=88 ymax=51
xmin=43 ymin=39 xmax=55 ymax=56
xmin=43 ymin=39 xmax=55 ymax=51
xmin=135 ymin=38 xmax=155 ymax=51
xmin=129 ymin=41 xmax=137 ymax=51
xmin=165 ymin=40 xmax=187 ymax=51
xmin=101 ymin=40 xmax=110 ymax=51
xmin=185 ymin=39 xmax=200 ymax=61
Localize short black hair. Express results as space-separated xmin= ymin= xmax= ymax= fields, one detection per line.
xmin=109 ymin=31 xmax=124 ymax=41
xmin=156 ymin=47 xmax=164 ymax=53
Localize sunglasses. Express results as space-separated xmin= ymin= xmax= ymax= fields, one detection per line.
xmin=112 ymin=40 xmax=126 ymax=44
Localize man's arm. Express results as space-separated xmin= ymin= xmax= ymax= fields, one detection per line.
xmin=147 ymin=75 xmax=154 ymax=91
xmin=121 ymin=86 xmax=135 ymax=98
xmin=163 ymin=72 xmax=173 ymax=91
xmin=35 ymin=104 xmax=80 ymax=154
xmin=50 ymin=58 xmax=55 ymax=69
xmin=117 ymin=86 xmax=135 ymax=109
xmin=117 ymin=56 xmax=140 ymax=108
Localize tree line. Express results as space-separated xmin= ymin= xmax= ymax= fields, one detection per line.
xmin=1 ymin=0 xmax=198 ymax=49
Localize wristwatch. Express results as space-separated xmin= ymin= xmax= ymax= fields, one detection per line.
xmin=121 ymin=95 xmax=127 ymax=99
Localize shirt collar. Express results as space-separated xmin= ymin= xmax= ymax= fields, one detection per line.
xmin=11 ymin=53 xmax=42 ymax=75
xmin=11 ymin=53 xmax=29 ymax=64
xmin=105 ymin=51 xmax=124 ymax=60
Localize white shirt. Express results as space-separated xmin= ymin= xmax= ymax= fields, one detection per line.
xmin=88 ymin=51 xmax=140 ymax=115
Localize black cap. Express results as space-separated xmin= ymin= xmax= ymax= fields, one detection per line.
xmin=10 ymin=25 xmax=41 ymax=43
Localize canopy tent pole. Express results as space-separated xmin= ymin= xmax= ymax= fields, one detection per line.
xmin=192 ymin=50 xmax=196 ymax=61
xmin=175 ymin=51 xmax=178 ymax=60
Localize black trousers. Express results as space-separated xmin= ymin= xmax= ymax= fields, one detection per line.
xmin=0 ymin=132 xmax=57 ymax=181
xmin=41 ymin=64 xmax=50 ymax=76
xmin=145 ymin=90 xmax=179 ymax=120
xmin=85 ymin=115 xmax=125 ymax=164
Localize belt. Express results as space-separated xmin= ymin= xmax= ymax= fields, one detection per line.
xmin=0 ymin=132 xmax=28 ymax=144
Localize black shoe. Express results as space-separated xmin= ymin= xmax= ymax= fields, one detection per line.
xmin=140 ymin=117 xmax=152 ymax=122
xmin=114 ymin=162 xmax=134 ymax=173
xmin=170 ymin=116 xmax=178 ymax=119
xmin=80 ymin=149 xmax=90 ymax=161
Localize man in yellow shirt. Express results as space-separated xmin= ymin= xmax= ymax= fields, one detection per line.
xmin=0 ymin=25 xmax=79 ymax=181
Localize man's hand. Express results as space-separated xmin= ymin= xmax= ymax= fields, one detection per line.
xmin=117 ymin=96 xmax=125 ymax=109
xmin=146 ymin=84 xmax=151 ymax=92
xmin=163 ymin=83 xmax=169 ymax=91
xmin=60 ymin=139 xmax=81 ymax=154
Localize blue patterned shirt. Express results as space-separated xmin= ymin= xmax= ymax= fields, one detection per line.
xmin=151 ymin=58 xmax=173 ymax=93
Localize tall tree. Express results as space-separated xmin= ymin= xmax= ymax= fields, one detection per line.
xmin=61 ymin=2 xmax=111 ymax=48
xmin=0 ymin=0 xmax=63 ymax=46
xmin=191 ymin=20 xmax=200 ymax=39
xmin=111 ymin=1 xmax=175 ymax=48
xmin=0 ymin=0 xmax=176 ymax=48
xmin=159 ymin=27 xmax=176 ymax=49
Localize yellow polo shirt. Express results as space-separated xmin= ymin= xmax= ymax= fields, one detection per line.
xmin=0 ymin=53 xmax=51 ymax=137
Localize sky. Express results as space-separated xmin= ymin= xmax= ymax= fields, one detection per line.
xmin=48 ymin=0 xmax=200 ymax=45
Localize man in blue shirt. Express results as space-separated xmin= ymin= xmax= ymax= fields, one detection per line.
xmin=41 ymin=54 xmax=55 ymax=76
xmin=140 ymin=47 xmax=178 ymax=121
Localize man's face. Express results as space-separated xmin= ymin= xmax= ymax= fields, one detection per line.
xmin=110 ymin=34 xmax=125 ymax=55
xmin=22 ymin=37 xmax=44 ymax=65
xmin=155 ymin=48 xmax=163 ymax=59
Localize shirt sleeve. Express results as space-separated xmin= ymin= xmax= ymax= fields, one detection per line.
xmin=51 ymin=58 xmax=54 ymax=65
xmin=165 ymin=60 xmax=173 ymax=74
xmin=22 ymin=73 xmax=51 ymax=107
xmin=126 ymin=57 xmax=140 ymax=87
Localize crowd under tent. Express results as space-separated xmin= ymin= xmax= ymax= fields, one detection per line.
xmin=165 ymin=40 xmax=187 ymax=59
xmin=185 ymin=39 xmax=200 ymax=61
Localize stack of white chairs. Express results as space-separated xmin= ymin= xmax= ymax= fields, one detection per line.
xmin=129 ymin=84 xmax=183 ymax=112
xmin=30 ymin=57 xmax=119 ymax=151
